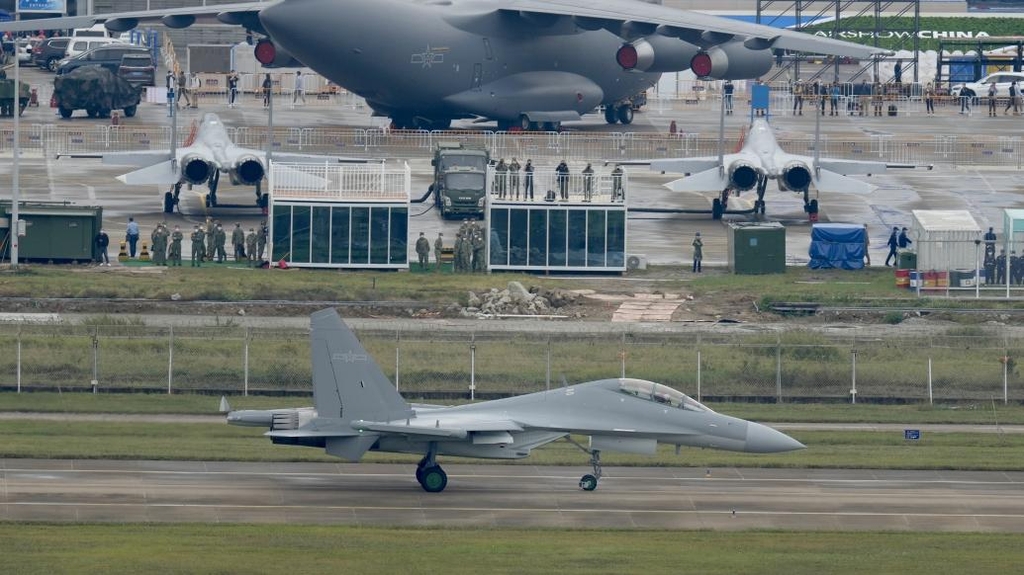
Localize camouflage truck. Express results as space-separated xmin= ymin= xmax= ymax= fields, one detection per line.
xmin=0 ymin=78 xmax=30 ymax=117
xmin=54 ymin=65 xmax=141 ymax=119
xmin=429 ymin=142 xmax=489 ymax=219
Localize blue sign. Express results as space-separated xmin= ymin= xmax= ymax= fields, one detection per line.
xmin=18 ymin=0 xmax=66 ymax=14
xmin=904 ymin=429 xmax=921 ymax=440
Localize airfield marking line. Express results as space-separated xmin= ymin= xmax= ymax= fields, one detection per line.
xmin=4 ymin=501 xmax=1024 ymax=520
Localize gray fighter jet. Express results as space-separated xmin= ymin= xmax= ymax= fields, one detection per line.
xmin=61 ymin=112 xmax=364 ymax=212
xmin=635 ymin=118 xmax=929 ymax=219
xmin=226 ymin=309 xmax=804 ymax=493
xmin=1 ymin=1 xmax=885 ymax=130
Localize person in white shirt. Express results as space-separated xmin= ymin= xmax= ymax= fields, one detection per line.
xmin=292 ymin=70 xmax=306 ymax=107
xmin=187 ymin=72 xmax=202 ymax=109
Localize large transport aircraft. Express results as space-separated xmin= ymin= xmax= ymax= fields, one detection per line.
xmin=60 ymin=113 xmax=365 ymax=213
xmin=636 ymin=117 xmax=929 ymax=219
xmin=225 ymin=309 xmax=805 ymax=493
xmin=1 ymin=0 xmax=886 ymax=130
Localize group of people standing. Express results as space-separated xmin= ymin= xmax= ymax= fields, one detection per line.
xmin=116 ymin=219 xmax=267 ymax=267
xmin=453 ymin=219 xmax=487 ymax=273
xmin=884 ymin=226 xmax=913 ymax=267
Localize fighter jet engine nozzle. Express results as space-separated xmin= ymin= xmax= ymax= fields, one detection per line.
xmin=728 ymin=162 xmax=760 ymax=191
xmin=233 ymin=156 xmax=266 ymax=187
xmin=689 ymin=42 xmax=773 ymax=80
xmin=181 ymin=155 xmax=213 ymax=185
xmin=780 ymin=162 xmax=813 ymax=192
xmin=616 ymin=36 xmax=700 ymax=73
xmin=253 ymin=38 xmax=302 ymax=68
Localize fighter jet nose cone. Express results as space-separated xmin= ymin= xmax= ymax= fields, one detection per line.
xmin=744 ymin=422 xmax=805 ymax=453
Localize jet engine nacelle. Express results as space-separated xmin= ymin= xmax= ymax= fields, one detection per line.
xmin=689 ymin=42 xmax=774 ymax=80
xmin=181 ymin=155 xmax=214 ymax=185
xmin=780 ymin=162 xmax=812 ymax=192
xmin=728 ymin=161 xmax=760 ymax=191
xmin=231 ymin=155 xmax=266 ymax=186
xmin=254 ymin=39 xmax=302 ymax=68
xmin=616 ymin=35 xmax=700 ymax=73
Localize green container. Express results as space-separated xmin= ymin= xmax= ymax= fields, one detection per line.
xmin=897 ymin=250 xmax=917 ymax=270
xmin=727 ymin=222 xmax=786 ymax=275
xmin=0 ymin=201 xmax=103 ymax=262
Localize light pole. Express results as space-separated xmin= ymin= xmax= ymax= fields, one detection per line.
xmin=11 ymin=5 xmax=21 ymax=270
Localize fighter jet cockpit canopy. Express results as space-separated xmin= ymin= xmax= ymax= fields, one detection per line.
xmin=618 ymin=378 xmax=712 ymax=413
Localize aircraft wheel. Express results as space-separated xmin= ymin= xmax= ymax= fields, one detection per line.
xmin=711 ymin=198 xmax=724 ymax=220
xmin=808 ymin=199 xmax=819 ymax=214
xmin=86 ymin=108 xmax=97 ymax=118
xmin=617 ymin=105 xmax=634 ymax=125
xmin=604 ymin=106 xmax=618 ymax=124
xmin=420 ymin=465 xmax=448 ymax=493
xmin=163 ymin=192 xmax=175 ymax=214
xmin=542 ymin=121 xmax=560 ymax=132
xmin=123 ymin=105 xmax=137 ymax=118
xmin=59 ymin=107 xmax=73 ymax=119
xmin=579 ymin=474 xmax=598 ymax=491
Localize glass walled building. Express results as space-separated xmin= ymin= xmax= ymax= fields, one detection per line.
xmin=486 ymin=162 xmax=628 ymax=272
xmin=269 ymin=162 xmax=411 ymax=269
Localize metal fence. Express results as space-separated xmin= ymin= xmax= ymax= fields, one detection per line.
xmin=3 ymin=122 xmax=1022 ymax=168
xmin=1 ymin=324 xmax=1021 ymax=403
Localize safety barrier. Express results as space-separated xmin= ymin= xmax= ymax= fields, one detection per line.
xmin=5 ymin=123 xmax=1021 ymax=169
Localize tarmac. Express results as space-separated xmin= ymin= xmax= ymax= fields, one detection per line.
xmin=3 ymin=66 xmax=1024 ymax=267
xmin=1 ymin=459 xmax=1021 ymax=531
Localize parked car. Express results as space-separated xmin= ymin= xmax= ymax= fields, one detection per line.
xmin=63 ymin=37 xmax=125 ymax=61
xmin=33 ymin=37 xmax=70 ymax=71
xmin=951 ymin=72 xmax=1024 ymax=99
xmin=118 ymin=53 xmax=156 ymax=87
xmin=57 ymin=43 xmax=151 ymax=77
xmin=16 ymin=38 xmax=39 ymax=65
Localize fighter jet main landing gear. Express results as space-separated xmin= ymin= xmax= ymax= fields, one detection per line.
xmin=163 ymin=183 xmax=182 ymax=214
xmin=753 ymin=176 xmax=768 ymax=217
xmin=415 ymin=443 xmax=448 ymax=493
xmin=205 ymin=171 xmax=221 ymax=208
xmin=712 ymin=188 xmax=732 ymax=220
xmin=566 ymin=437 xmax=603 ymax=491
xmin=802 ymin=189 xmax=820 ymax=221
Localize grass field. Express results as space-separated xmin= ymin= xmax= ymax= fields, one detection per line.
xmin=2 ymin=421 xmax=1022 ymax=470
xmin=2 ymin=392 xmax=1023 ymax=424
xmin=0 ymin=524 xmax=1020 ymax=575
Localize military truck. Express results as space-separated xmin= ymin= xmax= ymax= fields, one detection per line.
xmin=0 ymin=78 xmax=30 ymax=117
xmin=429 ymin=142 xmax=489 ymax=219
xmin=54 ymin=65 xmax=141 ymax=119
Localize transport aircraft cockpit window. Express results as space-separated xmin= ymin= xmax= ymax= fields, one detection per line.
xmin=617 ymin=378 xmax=711 ymax=413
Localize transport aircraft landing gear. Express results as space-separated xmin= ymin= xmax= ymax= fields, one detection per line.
xmin=566 ymin=437 xmax=603 ymax=491
xmin=416 ymin=443 xmax=448 ymax=493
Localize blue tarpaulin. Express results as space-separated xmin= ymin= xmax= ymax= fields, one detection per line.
xmin=808 ymin=223 xmax=865 ymax=270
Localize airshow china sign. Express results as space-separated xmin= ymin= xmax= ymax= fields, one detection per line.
xmin=815 ymin=30 xmax=991 ymax=40
xmin=18 ymin=0 xmax=65 ymax=13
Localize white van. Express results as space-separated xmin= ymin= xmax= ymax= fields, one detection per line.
xmin=70 ymin=25 xmax=112 ymax=39
xmin=64 ymin=37 xmax=125 ymax=60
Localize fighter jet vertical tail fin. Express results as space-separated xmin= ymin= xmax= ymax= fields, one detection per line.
xmin=310 ymin=309 xmax=412 ymax=424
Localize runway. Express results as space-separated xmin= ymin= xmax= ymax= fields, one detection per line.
xmin=2 ymin=459 xmax=1022 ymax=531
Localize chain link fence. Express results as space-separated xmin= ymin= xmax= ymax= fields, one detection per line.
xmin=1 ymin=325 xmax=1022 ymax=403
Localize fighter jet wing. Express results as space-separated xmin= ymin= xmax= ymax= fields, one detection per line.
xmin=816 ymin=158 xmax=932 ymax=175
xmin=351 ymin=417 xmax=524 ymax=440
xmin=264 ymin=151 xmax=371 ymax=164
xmin=116 ymin=160 xmax=179 ymax=185
xmin=58 ymin=150 xmax=174 ymax=167
xmin=500 ymin=0 xmax=888 ymax=58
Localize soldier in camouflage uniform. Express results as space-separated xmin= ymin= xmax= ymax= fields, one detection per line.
xmin=205 ymin=218 xmax=216 ymax=261
xmin=150 ymin=223 xmax=168 ymax=265
xmin=168 ymin=225 xmax=183 ymax=266
xmin=214 ymin=224 xmax=227 ymax=263
xmin=434 ymin=232 xmax=444 ymax=272
xmin=246 ymin=228 xmax=258 ymax=267
xmin=190 ymin=225 xmax=205 ymax=267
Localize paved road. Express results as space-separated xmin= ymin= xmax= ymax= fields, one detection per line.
xmin=2 ymin=459 xmax=1021 ymax=530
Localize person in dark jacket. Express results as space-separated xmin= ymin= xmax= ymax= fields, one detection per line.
xmin=898 ymin=227 xmax=912 ymax=249
xmin=95 ymin=229 xmax=110 ymax=266
xmin=884 ymin=227 xmax=899 ymax=266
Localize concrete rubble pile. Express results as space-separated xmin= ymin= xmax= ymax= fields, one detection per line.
xmin=460 ymin=281 xmax=580 ymax=317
